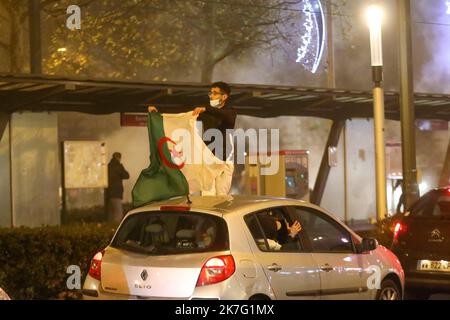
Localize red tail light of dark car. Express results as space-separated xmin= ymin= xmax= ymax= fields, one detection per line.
xmin=393 ymin=222 xmax=408 ymax=245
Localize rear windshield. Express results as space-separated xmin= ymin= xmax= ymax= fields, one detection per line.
xmin=111 ymin=211 xmax=229 ymax=255
xmin=410 ymin=192 xmax=450 ymax=219
xmin=432 ymin=195 xmax=450 ymax=217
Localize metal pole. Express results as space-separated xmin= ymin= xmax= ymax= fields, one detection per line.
xmin=439 ymin=139 xmax=450 ymax=187
xmin=1 ymin=113 xmax=13 ymax=227
xmin=9 ymin=119 xmax=15 ymax=227
xmin=61 ymin=142 xmax=67 ymax=225
xmin=398 ymin=0 xmax=419 ymax=207
xmin=367 ymin=4 xmax=388 ymax=222
xmin=326 ymin=0 xmax=348 ymax=220
xmin=343 ymin=123 xmax=348 ymax=223
xmin=311 ymin=119 xmax=345 ymax=205
xmin=326 ymin=0 xmax=335 ymax=89
xmin=373 ymin=83 xmax=388 ymax=221
xmin=0 ymin=113 xmax=9 ymax=141
xmin=29 ymin=0 xmax=42 ymax=74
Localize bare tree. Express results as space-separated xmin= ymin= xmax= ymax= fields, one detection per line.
xmin=0 ymin=0 xmax=29 ymax=72
xmin=0 ymin=0 xmax=96 ymax=73
xmin=45 ymin=0 xmax=306 ymax=82
xmin=1 ymin=0 xmax=350 ymax=82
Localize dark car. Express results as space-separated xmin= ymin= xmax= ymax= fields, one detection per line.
xmin=390 ymin=187 xmax=450 ymax=299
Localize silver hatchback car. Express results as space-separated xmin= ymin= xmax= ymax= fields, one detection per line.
xmin=82 ymin=196 xmax=404 ymax=300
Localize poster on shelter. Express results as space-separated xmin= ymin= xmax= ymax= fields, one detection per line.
xmin=386 ymin=142 xmax=403 ymax=180
xmin=63 ymin=141 xmax=108 ymax=188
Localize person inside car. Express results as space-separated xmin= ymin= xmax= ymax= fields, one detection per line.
xmin=258 ymin=215 xmax=302 ymax=251
xmin=196 ymin=219 xmax=216 ymax=249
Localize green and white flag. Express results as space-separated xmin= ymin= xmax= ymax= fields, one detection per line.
xmin=132 ymin=112 xmax=227 ymax=207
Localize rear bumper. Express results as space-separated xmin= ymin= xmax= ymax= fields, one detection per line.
xmin=405 ymin=276 xmax=450 ymax=292
xmin=82 ymin=274 xmax=257 ymax=300
xmin=393 ymin=249 xmax=450 ymax=291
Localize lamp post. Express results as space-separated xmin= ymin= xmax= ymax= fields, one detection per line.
xmin=367 ymin=5 xmax=387 ymax=222
xmin=398 ymin=0 xmax=420 ymax=209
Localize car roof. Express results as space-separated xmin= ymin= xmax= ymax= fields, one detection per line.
xmin=126 ymin=195 xmax=327 ymax=217
xmin=119 ymin=195 xmax=362 ymax=242
xmin=423 ymin=187 xmax=450 ymax=196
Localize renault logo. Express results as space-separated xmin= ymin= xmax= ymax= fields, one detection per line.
xmin=429 ymin=229 xmax=444 ymax=243
xmin=140 ymin=269 xmax=148 ymax=281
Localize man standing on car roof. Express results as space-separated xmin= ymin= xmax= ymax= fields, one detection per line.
xmin=148 ymin=81 xmax=237 ymax=196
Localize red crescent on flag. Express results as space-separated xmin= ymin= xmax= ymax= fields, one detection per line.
xmin=158 ymin=137 xmax=185 ymax=169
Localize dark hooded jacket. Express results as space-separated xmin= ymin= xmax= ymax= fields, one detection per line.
xmin=106 ymin=158 xmax=130 ymax=199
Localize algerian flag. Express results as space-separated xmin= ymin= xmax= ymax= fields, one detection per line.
xmin=132 ymin=112 xmax=227 ymax=208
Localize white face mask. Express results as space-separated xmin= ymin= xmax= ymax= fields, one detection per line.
xmin=210 ymin=98 xmax=221 ymax=108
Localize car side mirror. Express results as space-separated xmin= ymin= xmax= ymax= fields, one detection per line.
xmin=357 ymin=238 xmax=378 ymax=253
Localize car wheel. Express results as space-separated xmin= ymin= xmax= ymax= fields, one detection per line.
xmin=376 ymin=279 xmax=402 ymax=300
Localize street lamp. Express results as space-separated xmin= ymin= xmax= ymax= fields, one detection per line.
xmin=367 ymin=4 xmax=388 ymax=222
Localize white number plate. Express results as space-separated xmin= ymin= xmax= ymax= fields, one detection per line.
xmin=417 ymin=260 xmax=450 ymax=272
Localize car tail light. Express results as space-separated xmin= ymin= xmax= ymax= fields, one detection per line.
xmin=88 ymin=250 xmax=105 ymax=281
xmin=196 ymin=255 xmax=235 ymax=287
xmin=393 ymin=222 xmax=407 ymax=244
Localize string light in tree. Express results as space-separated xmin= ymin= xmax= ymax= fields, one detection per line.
xmin=296 ymin=1 xmax=314 ymax=65
xmin=296 ymin=0 xmax=325 ymax=74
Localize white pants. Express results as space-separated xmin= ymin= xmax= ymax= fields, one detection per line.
xmin=201 ymin=163 xmax=234 ymax=196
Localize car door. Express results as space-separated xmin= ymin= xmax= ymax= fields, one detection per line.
xmin=288 ymin=206 xmax=367 ymax=300
xmin=243 ymin=207 xmax=321 ymax=299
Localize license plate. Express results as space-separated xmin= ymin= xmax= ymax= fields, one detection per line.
xmin=417 ymin=260 xmax=450 ymax=272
